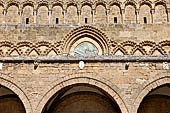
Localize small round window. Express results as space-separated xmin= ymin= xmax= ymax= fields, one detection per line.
xmin=74 ymin=42 xmax=99 ymax=56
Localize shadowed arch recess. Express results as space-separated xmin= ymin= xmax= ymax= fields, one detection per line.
xmin=0 ymin=75 xmax=32 ymax=113
xmin=36 ymin=74 xmax=129 ymax=113
xmin=63 ymin=26 xmax=110 ymax=55
xmin=132 ymin=74 xmax=170 ymax=113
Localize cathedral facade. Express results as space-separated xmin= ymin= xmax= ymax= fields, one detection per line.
xmin=0 ymin=0 xmax=170 ymax=113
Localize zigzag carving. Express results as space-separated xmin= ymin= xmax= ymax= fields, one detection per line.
xmin=0 ymin=40 xmax=169 ymax=56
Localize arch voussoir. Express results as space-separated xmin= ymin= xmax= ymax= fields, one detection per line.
xmin=132 ymin=74 xmax=170 ymax=113
xmin=36 ymin=74 xmax=129 ymax=113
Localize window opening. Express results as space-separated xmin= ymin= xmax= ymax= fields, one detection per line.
xmin=56 ymin=18 xmax=59 ymax=24
xmin=144 ymin=17 xmax=147 ymax=24
xmin=85 ymin=18 xmax=88 ymax=24
xmin=114 ymin=17 xmax=117 ymax=24
xmin=26 ymin=18 xmax=29 ymax=24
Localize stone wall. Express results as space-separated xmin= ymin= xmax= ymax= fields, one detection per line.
xmin=0 ymin=0 xmax=168 ymax=25
xmin=0 ymin=0 xmax=170 ymax=113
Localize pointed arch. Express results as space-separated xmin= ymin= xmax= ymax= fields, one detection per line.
xmin=131 ymin=45 xmax=147 ymax=55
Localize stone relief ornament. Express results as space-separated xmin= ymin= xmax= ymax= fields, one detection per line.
xmin=74 ymin=42 xmax=99 ymax=56
xmin=79 ymin=61 xmax=85 ymax=69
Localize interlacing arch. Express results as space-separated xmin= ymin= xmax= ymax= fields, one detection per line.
xmin=0 ymin=40 xmax=169 ymax=56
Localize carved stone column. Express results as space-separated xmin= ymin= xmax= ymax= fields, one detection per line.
xmin=136 ymin=9 xmax=139 ymax=24
xmin=167 ymin=8 xmax=170 ymax=23
xmin=106 ymin=9 xmax=110 ymax=25
xmin=78 ymin=10 xmax=81 ymax=25
xmin=19 ymin=9 xmax=22 ymax=24
xmin=63 ymin=9 xmax=66 ymax=24
xmin=33 ymin=9 xmax=37 ymax=24
xmin=48 ymin=9 xmax=51 ymax=24
xmin=151 ymin=9 xmax=155 ymax=24
xmin=2 ymin=8 xmax=6 ymax=24
xmin=121 ymin=9 xmax=125 ymax=24
xmin=92 ymin=9 xmax=95 ymax=24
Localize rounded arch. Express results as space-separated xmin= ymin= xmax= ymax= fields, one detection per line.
xmin=22 ymin=0 xmax=35 ymax=9
xmin=63 ymin=25 xmax=110 ymax=55
xmin=124 ymin=0 xmax=137 ymax=9
xmin=94 ymin=0 xmax=107 ymax=10
xmin=51 ymin=0 xmax=64 ymax=9
xmin=0 ymin=74 xmax=32 ymax=113
xmin=36 ymin=1 xmax=49 ymax=10
xmin=6 ymin=0 xmax=20 ymax=10
xmin=80 ymin=0 xmax=93 ymax=10
xmin=65 ymin=0 xmax=78 ymax=11
xmin=36 ymin=74 xmax=129 ymax=113
xmin=109 ymin=0 xmax=122 ymax=10
xmin=139 ymin=0 xmax=152 ymax=9
xmin=154 ymin=0 xmax=167 ymax=9
xmin=0 ymin=0 xmax=4 ymax=8
xmin=132 ymin=73 xmax=170 ymax=113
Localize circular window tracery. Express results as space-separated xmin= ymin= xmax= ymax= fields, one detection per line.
xmin=74 ymin=41 xmax=99 ymax=56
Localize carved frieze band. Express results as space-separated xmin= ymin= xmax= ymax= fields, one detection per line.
xmin=0 ymin=40 xmax=170 ymax=56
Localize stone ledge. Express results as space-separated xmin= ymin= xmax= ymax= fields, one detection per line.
xmin=0 ymin=55 xmax=170 ymax=63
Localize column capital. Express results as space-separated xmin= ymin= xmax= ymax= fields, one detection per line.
xmin=106 ymin=9 xmax=110 ymax=15
xmin=151 ymin=9 xmax=155 ymax=14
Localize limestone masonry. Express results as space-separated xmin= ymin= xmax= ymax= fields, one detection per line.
xmin=0 ymin=0 xmax=170 ymax=113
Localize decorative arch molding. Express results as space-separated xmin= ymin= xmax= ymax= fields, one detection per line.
xmin=94 ymin=0 xmax=108 ymax=9
xmin=65 ymin=0 xmax=79 ymax=11
xmin=154 ymin=0 xmax=167 ymax=8
xmin=62 ymin=25 xmax=110 ymax=55
xmin=131 ymin=73 xmax=170 ymax=113
xmin=80 ymin=0 xmax=93 ymax=10
xmin=0 ymin=0 xmax=4 ymax=7
xmin=51 ymin=0 xmax=64 ymax=9
xmin=109 ymin=0 xmax=122 ymax=9
xmin=0 ymin=73 xmax=32 ymax=113
xmin=36 ymin=73 xmax=129 ymax=113
xmin=36 ymin=0 xmax=49 ymax=10
xmin=124 ymin=0 xmax=137 ymax=9
xmin=22 ymin=0 xmax=35 ymax=9
xmin=138 ymin=0 xmax=152 ymax=9
xmin=6 ymin=0 xmax=20 ymax=10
